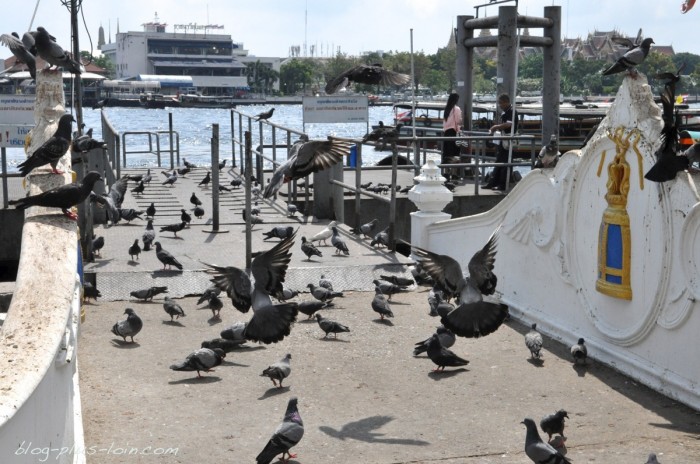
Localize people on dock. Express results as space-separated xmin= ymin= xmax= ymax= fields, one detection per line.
xmin=486 ymin=93 xmax=519 ymax=191
xmin=441 ymin=92 xmax=462 ymax=181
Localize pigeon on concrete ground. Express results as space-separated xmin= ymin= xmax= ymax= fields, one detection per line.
xmin=645 ymin=453 xmax=661 ymax=464
xmin=111 ymin=308 xmax=143 ymax=343
xmin=256 ymin=397 xmax=304 ymax=464
xmin=197 ymin=285 xmax=222 ymax=305
xmin=549 ymin=435 xmax=567 ymax=457
xmin=0 ymin=32 xmax=37 ymax=79
xmin=91 ymin=175 xmax=128 ymax=226
xmin=261 ymin=353 xmax=292 ymax=388
xmin=180 ymin=209 xmax=192 ymax=226
xmin=287 ymin=203 xmax=298 ymax=217
xmin=535 ymin=134 xmax=560 ymax=169
xmin=218 ymin=159 xmax=227 ymax=171
xmin=128 ymin=239 xmax=141 ymax=261
xmin=161 ymin=170 xmax=177 ymax=187
xmin=426 ymin=333 xmax=468 ymax=371
xmin=522 ymin=418 xmax=571 ymax=464
xmin=298 ymin=300 xmax=328 ymax=319
xmin=142 ymin=219 xmax=156 ymax=251
xmin=9 ymin=171 xmax=101 ymax=220
xmin=540 ymin=410 xmax=568 ymax=441
xmin=131 ymin=180 xmax=145 ymax=195
xmin=201 ymin=338 xmax=242 ymax=353
xmin=372 ymin=279 xmax=407 ymax=301
xmin=160 ymin=221 xmax=187 ymax=237
xmin=177 ymin=167 xmax=191 ymax=177
xmin=18 ymin=114 xmax=74 ymax=176
xmin=34 ymin=26 xmax=82 ymax=74
xmin=371 ymin=287 xmax=394 ymax=320
xmin=331 ymin=226 xmax=349 ymax=255
xmin=194 ymin=205 xmax=205 ymax=219
xmin=83 ymin=282 xmax=101 ymax=302
xmin=263 ymin=226 xmax=294 ymax=241
xmin=130 ymin=286 xmax=168 ymax=301
xmin=155 ymin=242 xmax=183 ymax=270
xmin=300 ymin=236 xmax=322 ymax=261
xmin=220 ymin=321 xmax=247 ymax=345
xmin=427 ymin=287 xmax=443 ymax=316
xmin=263 ymin=135 xmax=352 ymax=198
xmin=525 ymin=323 xmax=544 ymax=359
xmin=309 ymin=221 xmax=337 ymax=246
xmin=602 ymin=37 xmax=654 ymax=76
xmin=318 ymin=275 xmax=334 ymax=292
xmin=315 ymin=313 xmax=350 ymax=338
xmin=163 ymin=296 xmax=185 ymax=321
xmin=119 ymin=208 xmax=143 ymax=223
xmin=571 ymin=338 xmax=587 ymax=364
xmin=230 ymin=178 xmax=242 ymax=189
xmin=190 ymin=192 xmax=202 ymax=207
xmin=183 ymin=158 xmax=197 ymax=169
xmin=169 ymin=348 xmax=225 ymax=378
xmin=370 ymin=228 xmax=389 ymax=248
xmin=325 ymin=64 xmax=410 ymax=94
xmin=380 ymin=274 xmax=414 ymax=287
xmin=204 ymin=293 xmax=224 ymax=319
xmin=242 ymin=209 xmax=263 ymax=224
xmin=307 ymin=283 xmax=343 ymax=303
xmin=278 ymin=286 xmax=299 ymax=301
xmin=142 ymin=169 xmax=152 ymax=184
xmin=146 ymin=202 xmax=156 ymax=218
xmin=198 ymin=171 xmax=211 ymax=187
xmin=254 ymin=107 xmax=275 ymax=121
xmin=413 ymin=325 xmax=455 ymax=356
xmin=351 ymin=218 xmax=379 ymax=238
xmin=92 ymin=235 xmax=104 ymax=257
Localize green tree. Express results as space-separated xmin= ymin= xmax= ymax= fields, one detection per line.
xmin=80 ymin=51 xmax=115 ymax=78
xmin=518 ymin=53 xmax=543 ymax=79
xmin=246 ymin=60 xmax=279 ymax=95
xmin=279 ymin=58 xmax=317 ymax=95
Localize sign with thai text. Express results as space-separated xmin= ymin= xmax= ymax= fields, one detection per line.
xmin=302 ymin=96 xmax=368 ymax=124
xmin=0 ymin=124 xmax=32 ymax=148
xmin=0 ymin=95 xmax=35 ymax=125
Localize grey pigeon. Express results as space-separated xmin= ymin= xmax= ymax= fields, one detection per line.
xmin=34 ymin=27 xmax=81 ymax=74
xmin=9 ymin=170 xmax=101 ymax=220
xmin=198 ymin=171 xmax=211 ymax=187
xmin=0 ymin=32 xmax=36 ymax=79
xmin=263 ymin=136 xmax=352 ymax=198
xmin=146 ymin=202 xmax=156 ymax=218
xmin=92 ymin=235 xmax=104 ymax=257
xmin=540 ymin=410 xmax=568 ymax=441
xmin=130 ymin=286 xmax=168 ymax=301
xmin=194 ymin=205 xmax=205 ymax=219
xmin=525 ymin=323 xmax=544 ymax=359
xmin=142 ymin=169 xmax=152 ymax=184
xmin=161 ymin=170 xmax=177 ymax=187
xmin=242 ymin=209 xmax=263 ymax=224
xmin=230 ymin=177 xmax=242 ymax=188
xmin=325 ymin=64 xmax=410 ymax=94
xmin=413 ymin=325 xmax=455 ymax=356
xmin=370 ymin=228 xmax=389 ymax=248
xmin=331 ymin=226 xmax=349 ymax=255
xmin=128 ymin=239 xmax=141 ymax=260
xmin=91 ymin=176 xmax=129 ymax=226
xmin=351 ymin=218 xmax=379 ymax=238
xmin=254 ymin=107 xmax=275 ymax=121
xmin=522 ymin=418 xmax=571 ymax=464
xmin=300 ymin=236 xmax=322 ymax=261
xmin=309 ymin=221 xmax=336 ymax=245
xmin=119 ymin=208 xmax=143 ymax=223
xmin=307 ymin=283 xmax=343 ymax=303
xmin=646 ymin=453 xmax=661 ymax=464
xmin=72 ymin=131 xmax=106 ymax=153
xmin=535 ymin=134 xmax=560 ymax=169
xmin=83 ymin=281 xmax=101 ymax=302
xmin=163 ymin=296 xmax=185 ymax=321
xmin=298 ymin=300 xmax=328 ymax=319
xmin=287 ymin=203 xmax=298 ymax=217
xmin=111 ymin=308 xmax=143 ymax=343
xmin=169 ymin=348 xmax=225 ymax=378
xmin=183 ymin=158 xmax=197 ymax=169
xmin=154 ymin=242 xmax=183 ymax=270
xmin=197 ymin=285 xmax=222 ymax=305
xmin=18 ymin=114 xmax=74 ymax=176
xmin=256 ymin=397 xmax=304 ymax=464
xmin=278 ymin=286 xmax=299 ymax=301
xmin=219 ymin=321 xmax=247 ymax=345
xmin=177 ymin=166 xmax=191 ymax=176
xmin=427 ymin=287 xmax=443 ymax=316
xmin=201 ymin=338 xmax=242 ymax=353
xmin=160 ymin=221 xmax=186 ymax=237
xmin=602 ymin=37 xmax=654 ymax=76
xmin=380 ymin=274 xmax=414 ymax=287
xmin=373 ymin=279 xmax=407 ymax=301
xmin=426 ymin=333 xmax=468 ymax=371
xmin=142 ymin=219 xmax=156 ymax=251
xmin=315 ymin=313 xmax=350 ymax=338
xmin=251 ymin=182 xmax=261 ymax=199
xmin=371 ymin=287 xmax=394 ymax=320
xmin=204 ymin=293 xmax=224 ymax=319
xmin=318 ymin=275 xmax=334 ymax=291
xmin=260 ymin=353 xmax=292 ymax=388
xmin=180 ymin=209 xmax=192 ymax=225
xmin=263 ymin=226 xmax=294 ymax=241
xmin=571 ymin=338 xmax=587 ymax=364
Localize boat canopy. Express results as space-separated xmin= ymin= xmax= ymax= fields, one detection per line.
xmin=136 ymin=75 xmax=194 ymax=87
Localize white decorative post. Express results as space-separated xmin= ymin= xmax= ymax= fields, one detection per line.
xmin=407 ymin=160 xmax=453 ymax=256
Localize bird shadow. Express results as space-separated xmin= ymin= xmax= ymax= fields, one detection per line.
xmin=319 ymin=416 xmax=430 ymax=446
xmin=87 ymin=258 xmax=115 ymax=269
xmin=428 ymin=368 xmax=468 ymax=380
xmin=208 ymin=316 xmax=223 ymax=326
xmin=298 ymin=318 xmax=317 ymax=323
xmin=221 ymin=360 xmax=249 ymax=367
xmin=110 ymin=339 xmax=141 ymax=348
xmin=372 ymin=318 xmax=394 ymax=326
xmin=162 ymin=320 xmax=186 ymax=327
xmin=527 ymin=358 xmax=545 ymax=368
xmin=258 ymin=386 xmax=291 ymax=400
xmin=127 ymin=260 xmax=140 ymax=267
xmin=320 ymin=336 xmax=350 ymax=342
xmin=152 ymin=270 xmax=184 ymax=277
xmin=573 ymin=363 xmax=588 ymax=377
xmin=162 ymin=236 xmax=184 ymax=240
xmin=168 ymin=376 xmax=222 ymax=385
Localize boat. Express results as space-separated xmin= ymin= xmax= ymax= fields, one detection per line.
xmin=139 ymin=93 xmax=180 ymax=109
xmin=178 ymin=94 xmax=237 ymax=109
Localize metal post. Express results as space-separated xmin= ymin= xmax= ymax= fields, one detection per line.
xmin=257 ymin=120 xmax=264 ymax=185
xmin=115 ymin=134 xmax=121 ymax=179
xmin=389 ymin=142 xmax=398 ymax=251
xmin=204 ymin=124 xmax=227 ymax=234
xmin=496 ymin=6 xmax=518 ymax=104
xmin=353 ymin=143 xmax=362 ymax=230
xmin=542 ymin=6 xmax=561 ymax=144
xmin=168 ymin=112 xmax=174 ymax=169
xmin=244 ymin=131 xmax=253 ymax=269
xmin=457 ymin=15 xmax=474 ymax=131
xmin=230 ymin=109 xmax=236 ymax=168
xmin=70 ymin=0 xmax=83 ymax=134
xmin=1 ymin=148 xmax=7 ymax=209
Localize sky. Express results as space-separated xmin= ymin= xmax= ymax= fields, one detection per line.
xmin=1 ymin=0 xmax=699 ymax=60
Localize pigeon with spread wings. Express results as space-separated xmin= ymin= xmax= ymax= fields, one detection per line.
xmin=325 ymin=64 xmax=410 ymax=94
xmin=0 ymin=32 xmax=36 ymax=79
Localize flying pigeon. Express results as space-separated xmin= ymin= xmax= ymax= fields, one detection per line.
xmin=540 ymin=410 xmax=569 ymax=441
xmin=91 ymin=175 xmax=128 ymax=226
xmin=220 ymin=321 xmax=248 ymax=345
xmin=111 ymin=308 xmax=143 ymax=343
xmin=254 ymin=108 xmax=275 ymax=121
xmin=203 ymin=232 xmax=299 ymax=344
xmin=325 ymin=64 xmax=410 ymax=94
xmin=330 ymin=226 xmax=349 ymax=255
xmin=413 ymin=325 xmax=455 ymax=356
xmin=521 ymin=418 xmax=571 ymax=464
xmin=256 ymin=397 xmax=304 ymax=464
xmin=0 ymin=32 xmax=37 ymax=79
xmin=571 ymin=338 xmax=587 ymax=364
xmin=307 ymin=283 xmax=343 ymax=304
xmin=119 ymin=208 xmax=143 ymax=223
xmin=298 ymin=300 xmax=328 ymax=319
xmin=362 ymin=123 xmax=404 ymax=151
xmin=128 ymin=239 xmax=141 ymax=261
xmin=130 ymin=286 xmax=168 ymax=301
xmin=380 ymin=274 xmax=414 ymax=287
xmin=154 ymin=241 xmax=183 ymax=270
xmin=198 ymin=171 xmax=211 ymax=187
xmin=194 ymin=205 xmax=205 ymax=219
xmin=260 ymin=353 xmax=292 ymax=388
xmin=18 ymin=114 xmax=74 ymax=176
xmin=412 ymin=228 xmax=509 ymax=338
xmin=426 ymin=333 xmax=468 ymax=371
xmin=180 ymin=209 xmax=192 ymax=226
xmin=92 ymin=235 xmax=104 ymax=257
xmin=8 ymin=170 xmax=101 ymax=220
xmin=315 ymin=313 xmax=350 ymax=338
xmin=263 ymin=136 xmax=352 ymax=198
xmin=160 ymin=221 xmax=187 ymax=237
xmin=163 ymin=296 xmax=186 ymax=321
xmin=371 ymin=287 xmax=394 ymax=320
xmin=372 ymin=279 xmax=407 ymax=301
xmin=525 ymin=323 xmax=544 ymax=359
xmin=309 ymin=221 xmax=337 ymax=245
xmin=263 ymin=226 xmax=294 ymax=241
xmin=535 ymin=134 xmax=560 ymax=169
xmin=350 ymin=218 xmax=379 ymax=238
xmin=169 ymin=347 xmax=226 ymax=378
xmin=34 ymin=27 xmax=81 ymax=74
xmin=146 ymin=202 xmax=156 ymax=218
xmin=142 ymin=219 xmax=156 ymax=251
xmin=300 ymin=236 xmax=322 ymax=261
xmin=602 ymin=37 xmax=654 ymax=76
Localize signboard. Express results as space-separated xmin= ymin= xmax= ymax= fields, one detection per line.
xmin=0 ymin=95 xmax=35 ymax=125
xmin=302 ymin=96 xmax=368 ymax=124
xmin=0 ymin=124 xmax=32 ymax=148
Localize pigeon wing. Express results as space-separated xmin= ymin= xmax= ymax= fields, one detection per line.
xmin=467 ymin=228 xmax=499 ymax=296
xmin=412 ymin=246 xmax=466 ymax=298
xmin=287 ymin=139 xmax=352 ymax=180
xmin=244 ymin=303 xmax=298 ymax=344
xmin=440 ymin=300 xmax=509 ymax=338
xmin=252 ymin=231 xmax=297 ymax=300
xmin=203 ymin=263 xmax=252 ymax=312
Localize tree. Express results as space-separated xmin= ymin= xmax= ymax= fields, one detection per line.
xmin=80 ymin=51 xmax=115 ymax=78
xmin=279 ymin=58 xmax=317 ymax=95
xmin=246 ymin=60 xmax=279 ymax=95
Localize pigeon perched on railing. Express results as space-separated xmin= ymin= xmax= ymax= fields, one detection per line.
xmin=315 ymin=313 xmax=350 ymax=339
xmin=163 ymin=296 xmax=186 ymax=321
xmin=34 ymin=26 xmax=82 ymax=74
xmin=261 ymin=353 xmax=292 ymax=388
xmin=170 ymin=348 xmax=225 ymax=378
xmin=256 ymin=397 xmax=304 ymax=464
xmin=0 ymin=32 xmax=37 ymax=79
xmin=111 ymin=308 xmax=143 ymax=343
xmin=18 ymin=114 xmax=74 ymax=176
xmin=254 ymin=108 xmax=275 ymax=121
xmin=325 ymin=64 xmax=410 ymax=94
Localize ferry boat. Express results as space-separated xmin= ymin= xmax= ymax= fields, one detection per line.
xmin=178 ymin=94 xmax=237 ymax=109
xmin=139 ymin=93 xmax=180 ymax=109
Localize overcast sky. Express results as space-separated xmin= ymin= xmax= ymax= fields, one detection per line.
xmin=2 ymin=0 xmax=699 ymax=60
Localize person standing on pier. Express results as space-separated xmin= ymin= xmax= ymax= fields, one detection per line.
xmin=486 ymin=94 xmax=518 ymax=191
xmin=441 ymin=93 xmax=462 ymax=181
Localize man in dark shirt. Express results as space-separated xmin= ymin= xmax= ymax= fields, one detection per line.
xmin=485 ymin=94 xmax=518 ymax=190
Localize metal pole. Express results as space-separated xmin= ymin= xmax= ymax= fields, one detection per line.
xmin=457 ymin=15 xmax=474 ymax=131
xmin=70 ymin=0 xmax=83 ymax=135
xmin=410 ymin=29 xmax=416 ymax=141
xmin=1 ymin=148 xmax=7 ymax=209
xmin=230 ymin=109 xmax=236 ymax=168
xmin=244 ymin=131 xmax=253 ymax=269
xmin=354 ymin=143 xmax=362 ymax=230
xmin=542 ymin=6 xmax=561 ymax=145
xmin=168 ymin=112 xmax=174 ymax=169
xmin=389 ymin=142 xmax=398 ymax=251
xmin=211 ymin=124 xmax=220 ymax=231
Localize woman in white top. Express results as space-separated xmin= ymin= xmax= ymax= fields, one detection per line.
xmin=442 ymin=92 xmax=462 ymax=180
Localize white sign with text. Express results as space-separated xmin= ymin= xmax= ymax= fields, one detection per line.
xmin=0 ymin=124 xmax=32 ymax=148
xmin=302 ymin=96 xmax=368 ymax=124
xmin=0 ymin=95 xmax=35 ymax=125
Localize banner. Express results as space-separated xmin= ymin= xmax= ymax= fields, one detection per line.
xmin=302 ymin=96 xmax=368 ymax=124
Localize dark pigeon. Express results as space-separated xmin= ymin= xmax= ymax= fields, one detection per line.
xmin=256 ymin=397 xmax=304 ymax=464
xmin=180 ymin=209 xmax=192 ymax=226
xmin=254 ymin=108 xmax=275 ymax=121
xmin=92 ymin=235 xmax=104 ymax=256
xmin=379 ymin=274 xmax=414 ymax=287
xmin=602 ymin=37 xmax=654 ymax=76
xmin=201 ymin=338 xmax=242 ymax=353
xmin=263 ymin=226 xmax=294 ymax=241
xmin=83 ymin=281 xmax=101 ymax=302
xmin=307 ymin=283 xmax=343 ymax=304
xmin=0 ymin=32 xmax=36 ymax=79
xmin=350 ymin=218 xmax=378 ymax=238
xmin=160 ymin=221 xmax=187 ymax=237
xmin=146 ymin=202 xmax=156 ymax=218
xmin=315 ymin=313 xmax=350 ymax=338
xmin=298 ymin=300 xmax=328 ymax=319
xmin=300 ymin=236 xmax=322 ymax=261
xmin=372 ymin=279 xmax=407 ymax=301
xmin=371 ymin=287 xmax=393 ymax=320
xmin=131 ymin=181 xmax=145 ymax=195
xmin=571 ymin=338 xmax=587 ymax=364
xmin=130 ymin=286 xmax=168 ymax=301
xmin=260 ymin=353 xmax=292 ymax=388
xmin=128 ymin=239 xmax=141 ymax=261
xmin=325 ymin=64 xmax=410 ymax=94
xmin=194 ymin=205 xmax=205 ymax=219
xmin=183 ymin=158 xmax=196 ymax=169
xmin=540 ymin=409 xmax=569 ymax=441
xmin=204 ymin=293 xmax=224 ymax=319
xmin=426 ymin=333 xmax=468 ymax=372
xmin=142 ymin=219 xmax=156 ymax=251
xmin=177 ymin=166 xmax=191 ymax=176
xmin=525 ymin=323 xmax=543 ymax=359
xmin=18 ymin=114 xmax=74 ymax=176
xmin=163 ymin=296 xmax=185 ymax=321
xmin=218 ymin=159 xmax=227 ymax=171
xmin=111 ymin=308 xmax=143 ymax=343
xmin=169 ymin=348 xmax=225 ymax=378
xmin=330 ymin=226 xmax=349 ymax=255
xmin=413 ymin=325 xmax=455 ymax=356
xmin=198 ymin=171 xmax=211 ymax=187
xmin=119 ymin=208 xmax=143 ymax=223
xmin=197 ymin=285 xmax=222 ymax=305
xmin=370 ymin=228 xmax=389 ymax=248
xmin=71 ymin=132 xmax=106 ymax=153
xmin=34 ymin=27 xmax=81 ymax=74
xmin=522 ymin=418 xmax=571 ymax=464
xmin=154 ymin=241 xmax=183 ymax=270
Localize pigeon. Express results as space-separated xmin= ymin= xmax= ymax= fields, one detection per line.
xmin=411 ymin=263 xmax=434 ymax=286
xmin=318 ymin=275 xmax=334 ymax=292
xmin=131 ymin=180 xmax=145 ymax=195
xmin=325 ymin=64 xmax=410 ymax=94
xmin=298 ymin=300 xmax=328 ymax=319
xmin=162 ymin=170 xmax=177 ymax=187
xmin=18 ymin=114 xmax=74 ymax=176
xmin=83 ymin=281 xmax=101 ymax=302
xmin=260 ymin=353 xmax=292 ymax=388
xmin=254 ymin=108 xmax=275 ymax=121
xmin=535 ymin=134 xmax=560 ymax=168
xmin=370 ymin=228 xmax=389 ymax=248
xmin=602 ymin=37 xmax=654 ymax=76
xmin=330 ymin=226 xmax=349 ymax=255
xmin=278 ymin=286 xmax=299 ymax=301
xmin=309 ymin=221 xmax=337 ymax=245
xmin=142 ymin=169 xmax=152 ymax=184
xmin=263 ymin=136 xmax=352 ymax=198
xmin=183 ymin=158 xmax=197 ymax=169
xmin=300 ymin=236 xmax=322 ymax=261
xmin=646 ymin=453 xmax=661 ymax=464
xmin=34 ymin=27 xmax=82 ymax=74
xmin=92 ymin=235 xmax=104 ymax=256
xmin=540 ymin=410 xmax=569 ymax=441
xmin=350 ymin=218 xmax=378 ymax=238
xmin=198 ymin=171 xmax=211 ymax=187
xmin=287 ymin=203 xmax=298 ymax=217
xmin=177 ymin=166 xmax=191 ymax=177
xmin=307 ymin=283 xmax=343 ymax=303
xmin=373 ymin=279 xmax=407 ymax=301
xmin=163 ymin=296 xmax=185 ymax=321
xmin=180 ymin=209 xmax=192 ymax=226
xmin=8 ymin=170 xmax=101 ymax=220
xmin=426 ymin=333 xmax=469 ymax=371
xmin=315 ymin=313 xmax=350 ymax=338
xmin=194 ymin=205 xmax=205 ymax=219
xmin=201 ymin=338 xmax=242 ymax=353
xmin=218 ymin=159 xmax=227 ymax=171
xmin=142 ymin=219 xmax=156 ymax=251
xmin=146 ymin=202 xmax=156 ymax=218
xmin=111 ymin=308 xmax=143 ymax=343
xmin=371 ymin=287 xmax=394 ymax=320
xmin=169 ymin=347 xmax=226 ymax=378
xmin=412 ymin=228 xmax=509 ymax=338
xmin=128 ymin=239 xmax=141 ymax=261
xmin=218 ymin=184 xmax=232 ymax=192
xmin=197 ymin=285 xmax=222 ymax=305
xmin=130 ymin=286 xmax=168 ymax=301
xmin=154 ymin=241 xmax=183 ymax=270
xmin=160 ymin=221 xmax=187 ymax=237
xmin=204 ymin=293 xmax=224 ymax=319
xmin=525 ymin=323 xmax=544 ymax=359
xmin=71 ymin=131 xmax=106 ymax=153
xmin=230 ymin=178 xmax=242 ymax=189
xmin=91 ymin=176 xmax=129 ymax=226
xmin=256 ymin=397 xmax=304 ymax=464
xmin=549 ymin=436 xmax=567 ymax=457
xmin=427 ymin=287 xmax=444 ymax=316
xmin=263 ymin=226 xmax=294 ymax=241
xmin=413 ymin=326 xmax=455 ymax=356
xmin=380 ymin=274 xmax=414 ymax=287
xmin=119 ymin=208 xmax=143 ymax=223
xmin=362 ymin=123 xmax=404 ymax=150
xmin=521 ymin=418 xmax=571 ymax=464
xmin=220 ymin=321 xmax=247 ymax=344
xmin=571 ymin=338 xmax=587 ymax=364
xmin=190 ymin=192 xmax=202 ymax=207
xmin=0 ymin=32 xmax=37 ymax=79
xmin=203 ymin=232 xmax=299 ymax=344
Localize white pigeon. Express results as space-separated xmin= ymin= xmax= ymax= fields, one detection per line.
xmin=309 ymin=221 xmax=337 ymax=246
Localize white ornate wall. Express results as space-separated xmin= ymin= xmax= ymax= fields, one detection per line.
xmin=424 ymin=76 xmax=700 ymax=410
